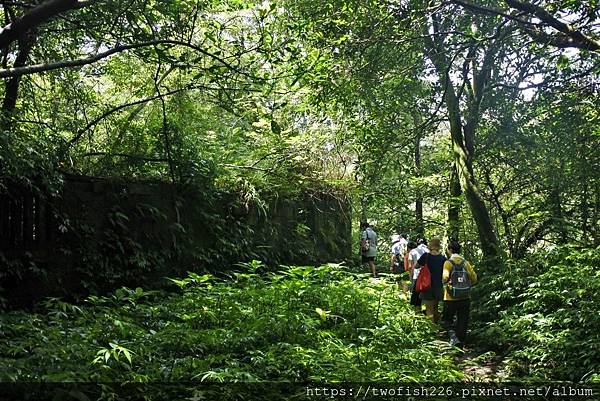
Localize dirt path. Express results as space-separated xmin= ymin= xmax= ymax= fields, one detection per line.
xmin=457 ymin=349 xmax=508 ymax=381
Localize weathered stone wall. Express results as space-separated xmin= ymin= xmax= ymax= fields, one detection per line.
xmin=0 ymin=175 xmax=351 ymax=306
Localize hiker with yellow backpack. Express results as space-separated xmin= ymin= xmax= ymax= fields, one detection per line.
xmin=442 ymin=241 xmax=478 ymax=349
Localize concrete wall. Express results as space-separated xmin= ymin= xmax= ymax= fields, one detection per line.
xmin=0 ymin=175 xmax=351 ymax=306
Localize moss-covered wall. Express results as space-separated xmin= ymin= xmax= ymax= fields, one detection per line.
xmin=1 ymin=175 xmax=351 ymax=306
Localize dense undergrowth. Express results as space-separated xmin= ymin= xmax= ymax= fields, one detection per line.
xmin=3 ymin=247 xmax=599 ymax=400
xmin=472 ymin=245 xmax=600 ymax=383
xmin=0 ymin=262 xmax=461 ymax=400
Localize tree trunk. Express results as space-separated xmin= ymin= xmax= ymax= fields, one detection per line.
xmin=462 ymin=167 xmax=500 ymax=260
xmin=2 ymin=32 xmax=35 ymax=124
xmin=577 ymin=132 xmax=590 ymax=245
xmin=447 ymin=165 xmax=461 ymax=241
xmin=414 ymin=132 xmax=424 ymax=238
xmin=456 ymin=121 xmax=501 ymax=262
xmin=594 ymin=181 xmax=600 ymax=246
xmin=423 ymin=19 xmax=503 ymax=263
xmin=549 ymin=186 xmax=566 ymax=242
xmin=581 ymin=180 xmax=589 ymax=243
xmin=359 ymin=195 xmax=368 ymax=225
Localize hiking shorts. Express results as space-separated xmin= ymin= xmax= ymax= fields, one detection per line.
xmin=361 ymin=255 xmax=375 ymax=263
xmin=420 ymin=286 xmax=444 ymax=301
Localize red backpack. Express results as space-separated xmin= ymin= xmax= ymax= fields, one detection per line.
xmin=415 ymin=254 xmax=431 ymax=292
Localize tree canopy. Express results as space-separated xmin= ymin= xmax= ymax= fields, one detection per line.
xmin=1 ymin=0 xmax=599 ymax=258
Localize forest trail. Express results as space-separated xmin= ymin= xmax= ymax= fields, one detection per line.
xmin=457 ymin=350 xmax=507 ymax=381
xmin=384 ymin=275 xmax=507 ymax=382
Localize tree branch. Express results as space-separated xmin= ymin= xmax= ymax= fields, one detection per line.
xmin=0 ymin=0 xmax=91 ymax=51
xmin=81 ymin=152 xmax=168 ymax=163
xmin=505 ymin=0 xmax=591 ymax=38
xmin=68 ymin=85 xmax=194 ymax=145
xmin=449 ymin=0 xmax=600 ymax=51
xmin=68 ymin=83 xmax=264 ymax=146
xmin=219 ymin=163 xmax=270 ymax=172
xmin=153 ymin=60 xmax=176 ymax=183
xmin=0 ymin=39 xmax=253 ymax=78
xmin=521 ymin=27 xmax=600 ymax=51
xmin=448 ymin=0 xmax=534 ymax=27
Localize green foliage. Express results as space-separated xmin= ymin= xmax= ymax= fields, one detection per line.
xmin=473 ymin=246 xmax=600 ymax=381
xmin=0 ymin=264 xmax=461 ymax=399
xmin=2 ymin=0 xmax=600 ymax=391
xmin=3 ymin=0 xmax=599 ymax=256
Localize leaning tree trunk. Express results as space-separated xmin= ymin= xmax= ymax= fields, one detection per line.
xmin=424 ymin=17 xmax=504 ymax=264
xmin=460 ymin=120 xmax=500 ymax=260
xmin=437 ymin=71 xmax=502 ymax=262
xmin=578 ymin=134 xmax=590 ymax=244
xmin=457 ymin=154 xmax=500 ymax=260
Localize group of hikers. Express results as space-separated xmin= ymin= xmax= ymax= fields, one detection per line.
xmin=359 ymin=221 xmax=477 ymax=348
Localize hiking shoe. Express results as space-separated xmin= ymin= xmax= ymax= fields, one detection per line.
xmin=449 ymin=331 xmax=459 ymax=347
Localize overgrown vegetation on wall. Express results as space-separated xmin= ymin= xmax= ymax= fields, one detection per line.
xmin=1 ymin=175 xmax=351 ymax=306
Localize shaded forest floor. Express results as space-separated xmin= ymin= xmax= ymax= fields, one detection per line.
xmin=1 ymin=265 xmax=463 ymax=388
xmin=2 ymin=260 xmax=599 ymax=400
xmin=389 ymin=276 xmax=508 ymax=382
xmin=458 ymin=350 xmax=508 ymax=381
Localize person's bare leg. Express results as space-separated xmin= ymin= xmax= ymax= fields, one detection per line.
xmin=425 ymin=301 xmax=439 ymax=323
xmin=425 ymin=302 xmax=434 ymax=322
xmin=369 ymin=261 xmax=378 ymax=277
